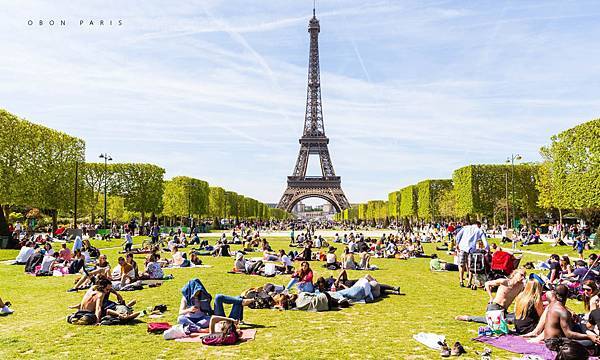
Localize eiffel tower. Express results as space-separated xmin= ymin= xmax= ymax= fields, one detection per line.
xmin=277 ymin=8 xmax=350 ymax=213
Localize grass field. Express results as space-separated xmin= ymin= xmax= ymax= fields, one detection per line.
xmin=0 ymin=236 xmax=589 ymax=359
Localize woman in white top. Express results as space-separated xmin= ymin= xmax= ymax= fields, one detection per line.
xmin=40 ymin=252 xmax=56 ymax=273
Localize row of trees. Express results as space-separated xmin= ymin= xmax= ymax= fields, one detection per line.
xmin=336 ymin=118 xmax=599 ymax=227
xmin=0 ymin=110 xmax=290 ymax=236
xmin=0 ymin=110 xmax=84 ymax=234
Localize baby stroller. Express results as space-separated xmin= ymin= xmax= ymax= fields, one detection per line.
xmin=468 ymin=250 xmax=490 ymax=290
xmin=489 ymin=250 xmax=521 ymax=280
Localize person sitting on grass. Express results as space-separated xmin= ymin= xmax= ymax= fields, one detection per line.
xmin=325 ymin=246 xmax=340 ymax=270
xmin=513 ymin=280 xmax=544 ymax=335
xmin=14 ymin=241 xmax=35 ymax=265
xmin=138 ymin=254 xmax=164 ymax=280
xmin=170 ymin=247 xmax=185 ymax=267
xmin=294 ymin=242 xmax=313 ymax=261
xmin=68 ymin=277 xmax=137 ymax=325
xmin=68 ymin=250 xmax=85 ymax=274
xmin=111 ymin=256 xmax=135 ymax=287
xmin=213 ymin=240 xmax=231 ymax=257
xmin=342 ymin=248 xmax=357 ymax=270
xmin=190 ymin=252 xmax=203 ymax=266
xmin=543 ymin=284 xmax=600 ymax=356
xmin=0 ymin=295 xmax=14 ymax=315
xmin=58 ymin=243 xmax=72 ymax=262
xmin=455 ymin=268 xmax=526 ymax=324
xmin=429 ymin=254 xmax=459 ymax=271
xmin=67 ymin=277 xmax=110 ymax=325
xmin=177 ymin=278 xmax=254 ymax=330
xmin=68 ymin=254 xmax=111 ymax=292
xmin=584 ymin=280 xmax=600 ymax=313
xmin=277 ymin=249 xmax=294 ymax=274
xmin=125 ymin=253 xmax=139 ymax=279
xmin=286 ymin=261 xmax=314 ymax=293
xmin=562 ymin=260 xmax=596 ymax=285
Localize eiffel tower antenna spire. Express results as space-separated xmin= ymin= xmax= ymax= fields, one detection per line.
xmin=313 ymin=0 xmax=316 ymax=17
xmin=277 ymin=9 xmax=350 ymax=213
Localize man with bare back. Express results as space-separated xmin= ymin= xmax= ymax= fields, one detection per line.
xmin=544 ymin=284 xmax=600 ymax=354
xmin=455 ymin=268 xmax=526 ymax=323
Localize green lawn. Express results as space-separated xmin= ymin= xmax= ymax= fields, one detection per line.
xmin=0 ymin=237 xmax=589 ymax=359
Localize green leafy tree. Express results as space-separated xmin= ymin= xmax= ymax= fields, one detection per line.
xmin=417 ymin=179 xmax=453 ymax=221
xmin=111 ymin=163 xmax=165 ymax=224
xmin=209 ymin=186 xmax=226 ymax=219
xmin=537 ymin=118 xmax=600 ymax=223
xmin=399 ymin=185 xmax=418 ymax=221
xmin=0 ymin=110 xmax=85 ymax=234
xmin=387 ymin=191 xmax=401 ymax=220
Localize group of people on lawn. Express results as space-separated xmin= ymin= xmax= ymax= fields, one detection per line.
xmin=450 ymin=221 xmax=600 ymax=358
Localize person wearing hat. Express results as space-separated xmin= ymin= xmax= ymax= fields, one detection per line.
xmin=325 ymin=246 xmax=340 ymax=270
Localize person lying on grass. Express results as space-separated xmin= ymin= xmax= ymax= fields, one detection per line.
xmin=177 ymin=278 xmax=254 ymax=330
xmin=429 ymin=254 xmax=459 ymax=272
xmin=329 ymin=273 xmax=400 ymax=303
xmin=233 ymin=252 xmax=264 ymax=274
xmin=455 ymin=268 xmax=526 ymax=324
xmin=333 ymin=270 xmax=401 ymax=295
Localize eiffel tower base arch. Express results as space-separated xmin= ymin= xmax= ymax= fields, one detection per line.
xmin=278 ymin=179 xmax=350 ymax=213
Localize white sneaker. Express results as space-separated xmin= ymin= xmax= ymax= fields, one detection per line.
xmin=0 ymin=306 xmax=13 ymax=314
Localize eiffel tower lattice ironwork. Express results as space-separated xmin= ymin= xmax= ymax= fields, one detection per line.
xmin=277 ymin=9 xmax=350 ymax=213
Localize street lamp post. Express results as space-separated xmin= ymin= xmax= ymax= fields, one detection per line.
xmin=506 ymin=154 xmax=522 ymax=229
xmin=99 ymin=153 xmax=113 ymax=229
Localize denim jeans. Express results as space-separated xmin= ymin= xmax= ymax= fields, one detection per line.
xmin=286 ymin=278 xmax=314 ymax=293
xmin=335 ymin=285 xmax=366 ymax=301
xmin=286 ymin=277 xmax=298 ymax=290
xmin=177 ymin=314 xmax=211 ymax=328
xmin=214 ymin=294 xmax=244 ymax=320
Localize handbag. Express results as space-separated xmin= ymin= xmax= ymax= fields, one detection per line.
xmin=147 ymin=322 xmax=171 ymax=333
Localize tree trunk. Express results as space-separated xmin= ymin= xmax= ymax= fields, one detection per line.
xmin=0 ymin=204 xmax=9 ymax=237
xmin=558 ymin=208 xmax=564 ymax=238
xmin=52 ymin=209 xmax=58 ymax=233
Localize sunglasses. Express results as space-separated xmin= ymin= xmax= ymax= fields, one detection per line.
xmin=583 ymin=287 xmax=593 ymax=291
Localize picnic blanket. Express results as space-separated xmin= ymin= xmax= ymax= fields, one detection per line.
xmin=175 ymin=329 xmax=257 ymax=343
xmin=474 ymin=335 xmax=599 ymax=360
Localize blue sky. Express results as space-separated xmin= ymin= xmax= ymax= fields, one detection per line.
xmin=1 ymin=1 xmax=600 ymax=205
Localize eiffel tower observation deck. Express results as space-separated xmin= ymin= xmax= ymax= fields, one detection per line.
xmin=277 ymin=8 xmax=350 ymax=213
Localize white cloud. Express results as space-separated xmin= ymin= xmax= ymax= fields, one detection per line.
xmin=1 ymin=0 xmax=599 ymax=204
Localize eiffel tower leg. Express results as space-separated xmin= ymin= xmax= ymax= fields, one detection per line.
xmin=318 ymin=146 xmax=335 ymax=177
xmin=292 ymin=146 xmax=309 ymax=177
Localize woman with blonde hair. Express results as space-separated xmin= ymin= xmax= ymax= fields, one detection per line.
xmin=514 ymin=280 xmax=544 ymax=335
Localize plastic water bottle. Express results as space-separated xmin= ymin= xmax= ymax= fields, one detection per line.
xmin=478 ymin=326 xmax=486 ymax=337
